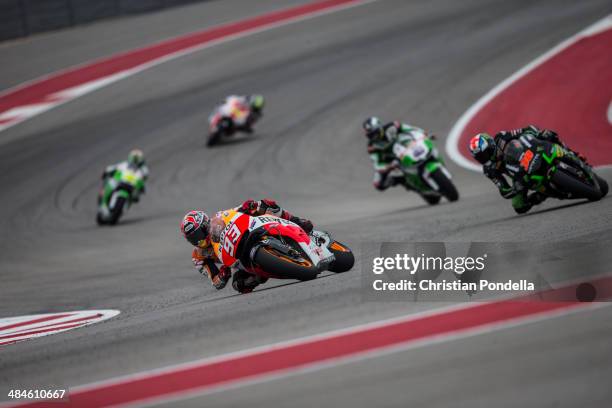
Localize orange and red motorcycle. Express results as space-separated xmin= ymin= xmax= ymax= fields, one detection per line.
xmin=211 ymin=210 xmax=354 ymax=281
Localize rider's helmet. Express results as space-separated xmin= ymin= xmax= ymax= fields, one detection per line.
xmin=363 ymin=117 xmax=384 ymax=140
xmin=248 ymin=94 xmax=265 ymax=112
xmin=128 ymin=149 xmax=145 ymax=168
xmin=181 ymin=210 xmax=211 ymax=247
xmin=469 ymin=133 xmax=496 ymax=164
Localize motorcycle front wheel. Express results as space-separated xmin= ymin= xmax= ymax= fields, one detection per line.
xmin=327 ymin=241 xmax=355 ymax=273
xmin=431 ymin=169 xmax=459 ymax=202
xmin=206 ymin=131 xmax=222 ymax=147
xmin=108 ymin=197 xmax=126 ymax=225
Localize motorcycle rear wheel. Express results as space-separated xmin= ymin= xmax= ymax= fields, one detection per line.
xmin=551 ymin=169 xmax=604 ymax=201
xmin=421 ymin=193 xmax=441 ymax=205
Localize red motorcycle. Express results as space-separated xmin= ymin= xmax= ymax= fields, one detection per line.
xmin=211 ymin=209 xmax=354 ymax=281
xmin=207 ymin=97 xmax=258 ymax=147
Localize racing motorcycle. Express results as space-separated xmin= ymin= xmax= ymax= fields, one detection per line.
xmin=96 ymin=166 xmax=145 ymax=225
xmin=504 ymin=136 xmax=608 ymax=201
xmin=207 ymin=100 xmax=260 ymax=147
xmin=390 ymin=131 xmax=459 ymax=204
xmin=211 ymin=210 xmax=354 ymax=282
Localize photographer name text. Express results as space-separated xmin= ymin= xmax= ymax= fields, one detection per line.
xmin=373 ymin=279 xmax=535 ymax=291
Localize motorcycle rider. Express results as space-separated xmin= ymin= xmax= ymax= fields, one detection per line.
xmin=468 ymin=125 xmax=578 ymax=214
xmin=214 ymin=94 xmax=265 ymax=134
xmin=363 ymin=116 xmax=432 ymax=191
xmin=180 ymin=199 xmax=313 ymax=294
xmin=100 ymin=149 xmax=149 ymax=203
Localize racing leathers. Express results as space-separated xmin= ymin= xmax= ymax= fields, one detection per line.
xmin=482 ymin=125 xmax=571 ymax=213
xmin=191 ymin=199 xmax=314 ymax=293
xmin=101 ymin=161 xmax=149 ymax=202
xmin=369 ymin=121 xmax=429 ymax=190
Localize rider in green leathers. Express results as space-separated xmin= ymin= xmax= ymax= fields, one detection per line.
xmin=468 ymin=125 xmax=581 ymax=213
xmin=363 ymin=117 xmax=430 ymax=190
xmin=99 ymin=149 xmax=149 ymax=207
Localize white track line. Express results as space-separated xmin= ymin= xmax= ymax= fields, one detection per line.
xmin=446 ymin=14 xmax=612 ymax=172
xmin=0 ymin=0 xmax=379 ymax=134
xmin=0 ymin=310 xmax=120 ymax=346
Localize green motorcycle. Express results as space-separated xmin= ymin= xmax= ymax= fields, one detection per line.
xmin=390 ymin=131 xmax=459 ymax=204
xmin=96 ymin=165 xmax=145 ymax=225
xmin=505 ymin=136 xmax=608 ymax=201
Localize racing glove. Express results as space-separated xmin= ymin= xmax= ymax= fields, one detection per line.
xmin=240 ymin=198 xmax=281 ymax=215
xmin=482 ymin=162 xmax=499 ymax=179
xmin=260 ymin=198 xmax=279 ymax=212
xmin=290 ymin=216 xmax=314 ymax=234
xmin=239 ymin=199 xmax=257 ymax=214
xmin=240 ymin=198 xmax=271 ymax=215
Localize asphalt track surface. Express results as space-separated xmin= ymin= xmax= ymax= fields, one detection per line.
xmin=1 ymin=0 xmax=612 ymax=406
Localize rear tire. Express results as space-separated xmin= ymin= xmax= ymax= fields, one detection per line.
xmin=551 ymin=169 xmax=603 ymax=201
xmin=253 ymin=246 xmax=319 ymax=281
xmin=431 ymin=169 xmax=459 ymax=202
xmin=327 ymin=241 xmax=355 ymax=273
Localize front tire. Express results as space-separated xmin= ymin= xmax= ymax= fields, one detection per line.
xmin=207 ymin=131 xmax=222 ymax=147
xmin=108 ymin=197 xmax=126 ymax=225
xmin=253 ymin=246 xmax=319 ymax=281
xmin=327 ymin=241 xmax=355 ymax=273
xmin=431 ymin=169 xmax=459 ymax=202
xmin=96 ymin=213 xmax=106 ymax=226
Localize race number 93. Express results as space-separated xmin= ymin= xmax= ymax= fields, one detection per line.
xmin=223 ymin=224 xmax=241 ymax=257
